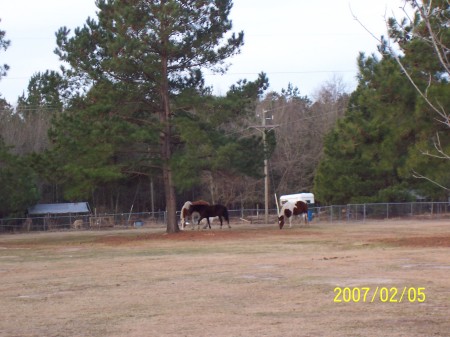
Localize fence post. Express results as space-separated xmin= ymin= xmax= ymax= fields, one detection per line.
xmin=363 ymin=204 xmax=366 ymax=222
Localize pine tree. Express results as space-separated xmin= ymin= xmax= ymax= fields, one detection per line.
xmin=172 ymin=73 xmax=269 ymax=194
xmin=0 ymin=139 xmax=39 ymax=217
xmin=314 ymin=49 xmax=449 ymax=205
xmin=0 ymin=18 xmax=10 ymax=81
xmin=385 ymin=0 xmax=450 ymax=191
xmin=55 ymin=0 xmax=243 ymax=232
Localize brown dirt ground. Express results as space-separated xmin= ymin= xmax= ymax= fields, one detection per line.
xmin=0 ymin=219 xmax=449 ymax=337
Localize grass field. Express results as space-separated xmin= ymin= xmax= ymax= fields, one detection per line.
xmin=1 ymin=219 xmax=449 ymax=337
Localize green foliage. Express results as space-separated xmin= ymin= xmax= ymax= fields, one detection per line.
xmin=315 ymin=0 xmax=450 ymax=204
xmin=55 ymin=0 xmax=244 ymax=98
xmin=0 ymin=18 xmax=10 ymax=80
xmin=53 ymin=1 xmax=245 ymax=230
xmin=171 ymin=74 xmax=269 ymax=192
xmin=36 ymin=82 xmax=153 ymax=200
xmin=17 ymin=71 xmax=66 ymax=111
xmin=314 ymin=51 xmax=449 ymax=205
xmin=0 ymin=139 xmax=39 ymax=217
xmin=376 ymin=184 xmax=416 ymax=203
xmin=386 ymin=0 xmax=450 ymax=82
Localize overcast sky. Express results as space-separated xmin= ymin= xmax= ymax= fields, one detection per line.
xmin=0 ymin=0 xmax=407 ymax=105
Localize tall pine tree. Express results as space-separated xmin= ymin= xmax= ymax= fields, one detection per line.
xmin=55 ymin=0 xmax=243 ymax=232
xmin=314 ymin=50 xmax=448 ymax=205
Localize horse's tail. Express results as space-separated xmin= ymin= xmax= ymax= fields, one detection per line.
xmin=223 ymin=206 xmax=229 ymax=224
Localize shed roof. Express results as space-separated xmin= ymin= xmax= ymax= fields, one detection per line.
xmin=28 ymin=202 xmax=91 ymax=215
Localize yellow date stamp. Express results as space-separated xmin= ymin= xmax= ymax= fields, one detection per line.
xmin=334 ymin=287 xmax=426 ymax=303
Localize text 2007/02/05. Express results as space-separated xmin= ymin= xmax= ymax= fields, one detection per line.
xmin=334 ymin=287 xmax=426 ymax=303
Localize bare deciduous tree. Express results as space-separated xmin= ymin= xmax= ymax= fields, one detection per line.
xmin=0 ymin=107 xmax=52 ymax=155
xmin=261 ymin=81 xmax=349 ymax=198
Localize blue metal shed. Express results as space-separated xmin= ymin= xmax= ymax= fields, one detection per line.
xmin=28 ymin=202 xmax=91 ymax=215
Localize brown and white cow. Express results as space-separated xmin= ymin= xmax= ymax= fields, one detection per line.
xmin=278 ymin=200 xmax=308 ymax=229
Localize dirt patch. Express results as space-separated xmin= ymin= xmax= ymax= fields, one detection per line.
xmin=375 ymin=234 xmax=450 ymax=247
xmin=95 ymin=226 xmax=323 ymax=245
xmin=0 ymin=220 xmax=449 ymax=337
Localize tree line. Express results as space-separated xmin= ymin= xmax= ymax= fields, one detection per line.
xmin=0 ymin=0 xmax=448 ymax=232
xmin=315 ymin=0 xmax=449 ymax=204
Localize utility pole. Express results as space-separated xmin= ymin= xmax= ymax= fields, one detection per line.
xmin=250 ymin=110 xmax=279 ymax=224
xmin=262 ymin=110 xmax=269 ymax=224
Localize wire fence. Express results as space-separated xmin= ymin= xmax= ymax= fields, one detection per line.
xmin=315 ymin=202 xmax=450 ymax=222
xmin=0 ymin=202 xmax=449 ymax=233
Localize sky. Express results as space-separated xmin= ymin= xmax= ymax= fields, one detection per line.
xmin=0 ymin=0 xmax=408 ymax=105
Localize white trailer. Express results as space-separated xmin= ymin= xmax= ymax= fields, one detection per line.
xmin=280 ymin=193 xmax=315 ymax=206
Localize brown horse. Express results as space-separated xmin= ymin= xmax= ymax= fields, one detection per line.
xmin=188 ymin=204 xmax=231 ymax=229
xmin=278 ymin=200 xmax=308 ymax=229
xmin=180 ymin=200 xmax=210 ymax=230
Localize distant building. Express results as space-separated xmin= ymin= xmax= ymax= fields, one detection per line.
xmin=28 ymin=202 xmax=91 ymax=216
xmin=27 ymin=202 xmax=91 ymax=231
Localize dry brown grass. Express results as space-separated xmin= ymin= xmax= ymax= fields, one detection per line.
xmin=0 ymin=219 xmax=449 ymax=337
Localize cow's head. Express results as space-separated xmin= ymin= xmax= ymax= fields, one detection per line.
xmin=278 ymin=209 xmax=292 ymax=229
xmin=278 ymin=215 xmax=285 ymax=229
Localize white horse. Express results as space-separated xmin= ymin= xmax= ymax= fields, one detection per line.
xmin=278 ymin=201 xmax=308 ymax=229
xmin=180 ymin=200 xmax=216 ymax=230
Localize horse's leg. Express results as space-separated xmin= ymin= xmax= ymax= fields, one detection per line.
xmin=206 ymin=216 xmax=211 ymax=229
xmin=195 ymin=213 xmax=204 ymax=230
xmin=185 ymin=214 xmax=192 ymax=230
xmin=190 ymin=213 xmax=195 ymax=230
xmin=218 ymin=216 xmax=223 ymax=229
xmin=202 ymin=215 xmax=209 ymax=229
xmin=289 ymin=216 xmax=292 ymax=228
xmin=202 ymin=219 xmax=208 ymax=230
xmin=223 ymin=212 xmax=231 ymax=229
xmin=226 ymin=216 xmax=231 ymax=229
xmin=204 ymin=217 xmax=213 ymax=229
xmin=197 ymin=216 xmax=203 ymax=230
xmin=180 ymin=211 xmax=185 ymax=230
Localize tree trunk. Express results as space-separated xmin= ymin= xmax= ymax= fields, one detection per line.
xmin=160 ymin=47 xmax=179 ymax=233
xmin=163 ymin=159 xmax=178 ymax=233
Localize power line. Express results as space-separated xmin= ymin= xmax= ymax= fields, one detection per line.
xmin=204 ymin=70 xmax=356 ymax=76
xmin=1 ymin=69 xmax=356 ymax=81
